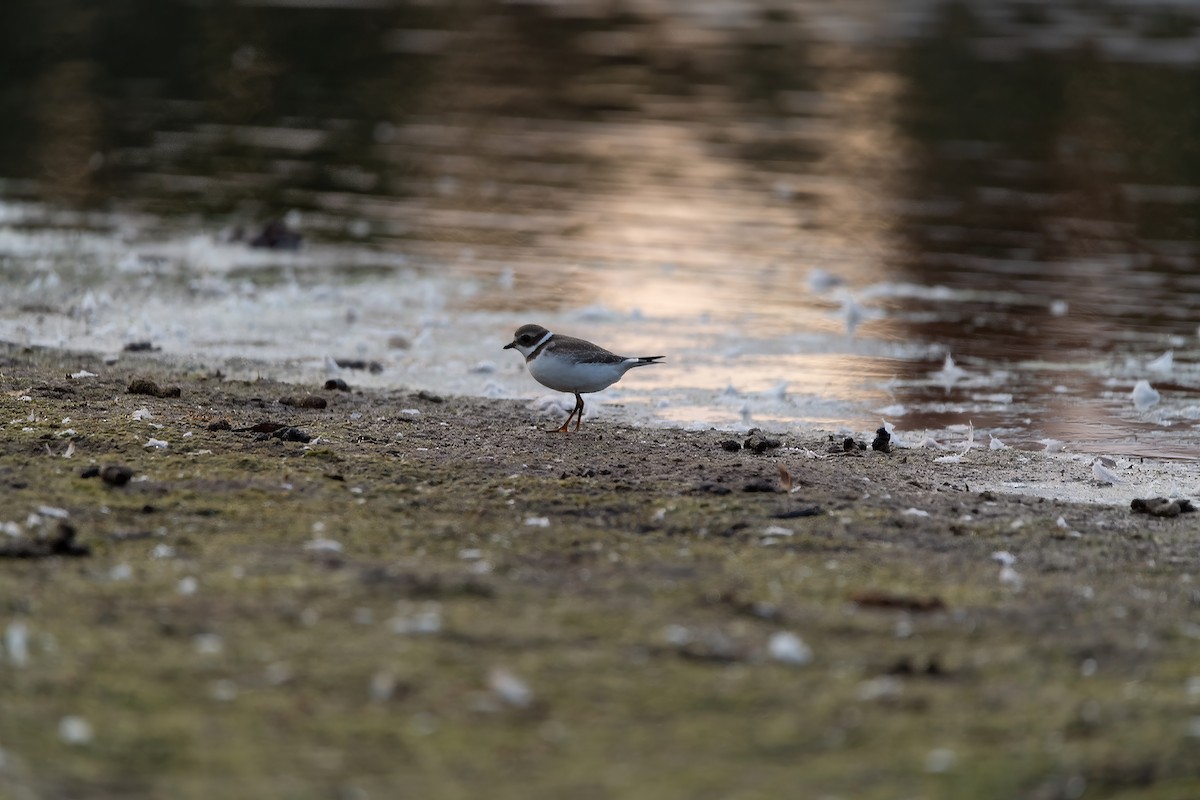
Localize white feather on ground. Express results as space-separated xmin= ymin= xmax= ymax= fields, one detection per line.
xmin=1147 ymin=350 xmax=1174 ymax=373
xmin=1092 ymin=458 xmax=1122 ymax=485
xmin=1131 ymin=380 xmax=1160 ymax=411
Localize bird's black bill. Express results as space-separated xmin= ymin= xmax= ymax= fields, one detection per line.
xmin=503 ymin=342 xmax=515 ymax=349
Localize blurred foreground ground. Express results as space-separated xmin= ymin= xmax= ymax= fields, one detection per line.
xmin=1 ymin=345 xmax=1200 ymax=799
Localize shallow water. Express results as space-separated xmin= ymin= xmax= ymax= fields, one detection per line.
xmin=4 ymin=0 xmax=1200 ymax=458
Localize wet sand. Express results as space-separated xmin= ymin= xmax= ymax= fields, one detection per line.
xmin=2 ymin=343 xmax=1200 ymax=798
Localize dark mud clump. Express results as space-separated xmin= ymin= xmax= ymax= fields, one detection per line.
xmin=267 ymin=427 xmax=312 ymax=443
xmin=334 ymin=358 xmax=383 ymax=373
xmin=81 ymin=464 xmax=135 ymax=486
xmin=280 ymin=395 xmax=328 ymax=409
xmin=100 ymin=465 xmax=135 ymax=486
xmin=1131 ymin=497 xmax=1196 ymax=517
xmin=830 ymin=435 xmax=867 ymax=453
xmin=248 ymin=219 xmax=303 ymax=250
xmin=850 ymin=590 xmax=945 ymax=612
xmin=128 ymin=378 xmax=181 ymax=398
xmin=743 ymin=430 xmax=781 ymax=454
xmin=0 ymin=522 xmax=90 ymax=559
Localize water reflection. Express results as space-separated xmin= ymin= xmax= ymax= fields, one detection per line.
xmin=3 ymin=1 xmax=1200 ymax=455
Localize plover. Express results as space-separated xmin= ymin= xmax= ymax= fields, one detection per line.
xmin=503 ymin=323 xmax=663 ymax=432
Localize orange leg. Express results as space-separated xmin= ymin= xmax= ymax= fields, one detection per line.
xmin=557 ymin=393 xmax=585 ymax=433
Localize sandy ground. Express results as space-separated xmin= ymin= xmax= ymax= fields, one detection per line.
xmin=2 ymin=343 xmax=1200 ymax=799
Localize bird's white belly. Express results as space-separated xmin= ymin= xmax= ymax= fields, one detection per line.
xmin=529 ymin=354 xmax=628 ymax=394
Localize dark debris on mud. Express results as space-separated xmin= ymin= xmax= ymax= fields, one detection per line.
xmin=0 ymin=522 xmax=89 ymax=559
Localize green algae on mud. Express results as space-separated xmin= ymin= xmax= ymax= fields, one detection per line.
xmin=2 ymin=344 xmax=1200 ymax=799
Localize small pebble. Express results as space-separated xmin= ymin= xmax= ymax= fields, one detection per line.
xmin=5 ymin=621 xmax=29 ymax=667
xmin=370 ymin=671 xmax=397 ymax=703
xmin=58 ymin=716 xmax=93 ymax=745
xmin=925 ymin=748 xmax=957 ymax=773
xmin=767 ymin=631 xmax=813 ymax=666
xmin=390 ymin=606 xmax=442 ymax=635
xmin=488 ymin=667 xmax=533 ymax=709
xmin=194 ymin=633 xmax=223 ymax=654
xmin=209 ymin=680 xmax=239 ymax=701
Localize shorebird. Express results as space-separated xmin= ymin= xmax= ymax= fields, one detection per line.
xmin=503 ymin=323 xmax=663 ymax=432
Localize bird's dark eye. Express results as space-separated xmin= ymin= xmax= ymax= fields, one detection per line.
xmin=520 ymin=335 xmax=534 ymax=344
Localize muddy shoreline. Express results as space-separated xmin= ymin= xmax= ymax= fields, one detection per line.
xmin=2 ymin=343 xmax=1200 ymax=798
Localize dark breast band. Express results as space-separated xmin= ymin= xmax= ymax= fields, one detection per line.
xmin=527 ymin=334 xmax=555 ymax=361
